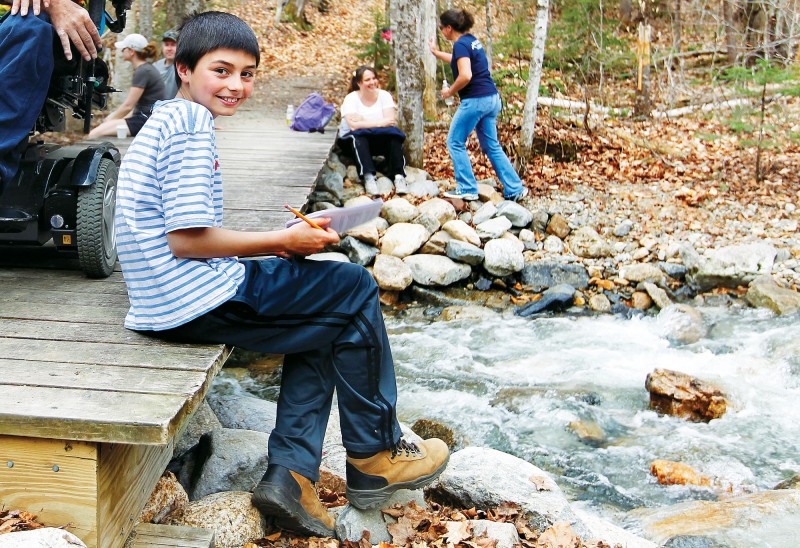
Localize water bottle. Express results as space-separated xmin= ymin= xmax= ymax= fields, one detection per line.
xmin=286 ymin=104 xmax=294 ymax=125
xmin=442 ymin=80 xmax=454 ymax=106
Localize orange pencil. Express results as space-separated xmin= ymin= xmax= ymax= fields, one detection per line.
xmin=284 ymin=204 xmax=324 ymax=230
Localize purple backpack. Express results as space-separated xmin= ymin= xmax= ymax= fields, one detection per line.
xmin=290 ymin=93 xmax=336 ymax=133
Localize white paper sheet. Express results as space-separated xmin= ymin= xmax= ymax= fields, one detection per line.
xmin=285 ymin=198 xmax=384 ymax=234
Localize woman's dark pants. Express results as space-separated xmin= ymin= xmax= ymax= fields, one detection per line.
xmin=337 ymin=133 xmax=406 ymax=179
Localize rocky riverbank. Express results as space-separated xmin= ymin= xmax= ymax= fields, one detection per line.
xmin=306 ymin=150 xmax=800 ymax=319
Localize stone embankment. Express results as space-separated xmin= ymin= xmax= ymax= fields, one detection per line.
xmin=307 ymin=152 xmax=800 ymax=319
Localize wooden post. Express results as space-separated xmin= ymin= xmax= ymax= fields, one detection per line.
xmin=634 ymin=22 xmax=652 ymax=117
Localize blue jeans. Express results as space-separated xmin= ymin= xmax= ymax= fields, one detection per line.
xmin=0 ymin=12 xmax=54 ymax=184
xmin=447 ymin=93 xmax=523 ymax=197
xmin=150 ymin=257 xmax=402 ymax=482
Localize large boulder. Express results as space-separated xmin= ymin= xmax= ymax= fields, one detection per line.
xmin=645 ymin=368 xmax=728 ymax=422
xmin=417 ymin=198 xmax=457 ymax=226
xmin=338 ymin=235 xmax=379 ymax=266
xmin=207 ymin=392 xmax=277 ymax=434
xmin=380 ymin=223 xmax=430 ymax=258
xmin=521 ymin=261 xmax=590 ymax=291
xmin=483 ymin=239 xmax=524 ymax=276
xmin=568 ymin=227 xmax=613 ymax=258
xmin=0 ymin=529 xmax=87 ymax=547
xmin=163 ymin=491 xmax=266 ymax=548
xmin=680 ymin=242 xmax=777 ymax=291
xmin=403 ymin=255 xmax=472 ymax=286
xmin=372 ymin=254 xmax=413 ymax=291
xmin=139 ymin=471 xmax=189 ymax=524
xmin=335 ymin=491 xmax=426 ymax=543
xmin=174 ymin=399 xmax=222 ymax=458
xmin=496 ymin=200 xmax=533 ymax=227
xmin=745 ymin=275 xmax=800 ymax=315
xmin=442 ymin=219 xmax=481 ymax=247
xmin=656 ymin=304 xmax=707 ymax=345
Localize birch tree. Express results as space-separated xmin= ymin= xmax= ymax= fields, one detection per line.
xmin=166 ymin=0 xmax=206 ymax=30
xmin=391 ymin=0 xmax=425 ymax=167
xmin=519 ymin=0 xmax=549 ymax=164
xmin=423 ymin=0 xmax=438 ymax=120
xmin=138 ymin=0 xmax=153 ymax=41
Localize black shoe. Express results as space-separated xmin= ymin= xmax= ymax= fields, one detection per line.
xmin=252 ymin=464 xmax=336 ymax=538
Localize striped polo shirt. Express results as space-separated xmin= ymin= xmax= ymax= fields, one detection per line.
xmin=115 ymin=99 xmax=245 ymax=331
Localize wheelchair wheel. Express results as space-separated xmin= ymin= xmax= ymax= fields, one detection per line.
xmin=77 ymin=158 xmax=118 ymax=278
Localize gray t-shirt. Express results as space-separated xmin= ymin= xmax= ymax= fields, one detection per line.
xmin=131 ymin=63 xmax=167 ymax=117
xmin=152 ymin=58 xmax=179 ymax=99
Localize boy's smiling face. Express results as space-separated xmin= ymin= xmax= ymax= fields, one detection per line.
xmin=177 ymin=48 xmax=257 ymax=117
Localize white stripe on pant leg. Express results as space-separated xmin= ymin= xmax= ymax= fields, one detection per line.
xmin=346 ymin=134 xmax=365 ymax=177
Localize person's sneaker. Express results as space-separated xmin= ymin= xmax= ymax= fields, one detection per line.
xmin=252 ymin=464 xmax=336 ymax=538
xmin=364 ymin=174 xmax=379 ymax=196
xmin=394 ymin=174 xmax=409 ymax=194
xmin=506 ymin=187 xmax=528 ymax=202
xmin=442 ymin=189 xmax=479 ymax=201
xmin=345 ymin=438 xmax=450 ymax=510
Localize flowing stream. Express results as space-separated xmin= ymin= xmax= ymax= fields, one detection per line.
xmin=225 ymin=304 xmax=800 ymax=543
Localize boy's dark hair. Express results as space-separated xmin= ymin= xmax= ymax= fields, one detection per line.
xmin=175 ymin=11 xmax=260 ymax=71
xmin=348 ymin=65 xmax=377 ymax=94
xmin=439 ymin=9 xmax=474 ymax=33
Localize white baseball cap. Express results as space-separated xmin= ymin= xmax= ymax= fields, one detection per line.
xmin=115 ymin=33 xmax=148 ymax=52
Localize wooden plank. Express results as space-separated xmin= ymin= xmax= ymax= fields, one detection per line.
xmin=0 ymin=435 xmax=99 ymax=544
xmin=0 ymin=318 xmax=170 ymax=345
xmin=0 ymin=359 xmax=212 ymax=395
xmin=0 ymin=301 xmax=131 ymax=323
xmin=1 ymin=287 xmax=131 ymax=307
xmin=130 ymin=523 xmax=215 ymax=547
xmin=97 ymin=441 xmax=174 ymax=548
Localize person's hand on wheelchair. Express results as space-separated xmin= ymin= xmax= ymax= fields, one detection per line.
xmin=10 ymin=0 xmax=102 ymax=62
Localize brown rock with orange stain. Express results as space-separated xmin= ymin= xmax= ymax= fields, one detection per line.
xmin=650 ymin=459 xmax=712 ymax=488
xmin=645 ymin=368 xmax=728 ymax=422
xmin=139 ymin=471 xmax=189 ymax=524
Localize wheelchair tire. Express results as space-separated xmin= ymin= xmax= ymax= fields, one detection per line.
xmin=77 ymin=157 xmax=118 ymax=278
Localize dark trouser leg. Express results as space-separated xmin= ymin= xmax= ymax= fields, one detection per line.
xmin=156 ymin=258 xmax=402 ymax=481
xmin=0 ymin=12 xmax=54 ymax=185
xmin=337 ymin=134 xmax=376 ymax=177
xmin=369 ymin=136 xmax=406 ymax=179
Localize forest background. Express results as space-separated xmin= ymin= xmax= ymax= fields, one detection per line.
xmin=22 ymin=0 xmax=800 ymax=213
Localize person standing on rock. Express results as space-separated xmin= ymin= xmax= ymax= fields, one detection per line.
xmin=114 ymin=11 xmax=449 ymax=539
xmin=428 ymin=8 xmax=527 ymax=203
xmin=337 ymin=65 xmax=409 ymax=196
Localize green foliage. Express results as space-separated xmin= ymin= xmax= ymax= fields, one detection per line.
xmin=348 ymin=10 xmax=391 ymax=72
xmin=715 ymin=61 xmax=800 ymax=94
xmin=496 ymin=12 xmax=533 ymax=62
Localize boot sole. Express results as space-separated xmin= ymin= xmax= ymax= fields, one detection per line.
xmin=252 ymin=482 xmax=335 ymax=538
xmin=345 ymin=454 xmax=450 ymax=510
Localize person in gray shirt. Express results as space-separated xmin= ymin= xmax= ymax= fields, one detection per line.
xmin=153 ymin=29 xmax=179 ymax=99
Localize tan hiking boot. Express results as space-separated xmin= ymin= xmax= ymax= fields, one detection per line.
xmin=252 ymin=464 xmax=336 ymax=538
xmin=345 ymin=438 xmax=450 ymax=509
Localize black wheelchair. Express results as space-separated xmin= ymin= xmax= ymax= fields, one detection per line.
xmin=0 ymin=0 xmax=131 ymax=278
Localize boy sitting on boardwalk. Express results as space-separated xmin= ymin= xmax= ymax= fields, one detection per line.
xmin=114 ymin=11 xmax=448 ymax=539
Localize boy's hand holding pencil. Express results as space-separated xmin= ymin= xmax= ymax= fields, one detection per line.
xmin=284 ymin=204 xmax=339 ymax=256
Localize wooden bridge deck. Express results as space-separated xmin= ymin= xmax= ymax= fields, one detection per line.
xmin=0 ymin=113 xmax=336 ymax=547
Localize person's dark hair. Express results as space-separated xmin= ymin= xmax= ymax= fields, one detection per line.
xmin=175 ymin=11 xmax=260 ymax=71
xmin=348 ymin=65 xmax=377 ymax=93
xmin=439 ymin=9 xmax=474 ymax=33
xmin=133 ymin=42 xmax=159 ymax=61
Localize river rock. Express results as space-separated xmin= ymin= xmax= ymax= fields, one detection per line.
xmin=569 ymin=226 xmax=613 ymax=258
xmin=568 ymin=419 xmax=606 ymax=445
xmin=745 ymin=275 xmax=800 ymax=315
xmin=207 ymin=392 xmax=277 ymax=433
xmin=478 ymin=183 xmax=502 ymax=203
xmin=420 ymin=230 xmax=452 ymax=255
xmin=656 ymin=304 xmax=708 ymax=345
xmin=381 ymin=223 xmax=430 ymax=258
xmin=374 ymin=176 xmax=394 ymax=196
xmin=468 ymin=520 xmax=521 ymax=548
xmin=774 ymin=474 xmax=800 ymax=489
xmin=407 ymin=178 xmax=440 ymax=198
xmin=650 ymin=459 xmax=712 ymax=487
xmin=443 ymin=219 xmax=481 ymax=247
xmin=472 ymin=201 xmax=498 ymax=225
xmin=496 ymin=201 xmax=533 ymax=227
xmin=346 ymin=222 xmax=380 ymax=246
xmin=589 ymin=293 xmax=612 ymax=312
xmin=412 ymin=211 xmax=441 ymax=235
xmin=516 ymin=284 xmax=576 ymax=317
xmin=318 ymin=171 xmax=344 ymax=200
xmin=620 ymin=263 xmax=666 ymax=284
xmin=339 ymin=235 xmax=379 ymax=266
xmin=381 ymin=197 xmax=419 ymax=225
xmin=417 ymin=198 xmax=457 ymax=226
xmin=307 ymin=190 xmax=340 ymax=206
xmin=627 ymin=489 xmax=800 ymax=547
xmin=189 ymin=428 xmax=270 ymax=500
xmin=373 ymin=254 xmax=413 ymax=291
xmin=680 ymin=242 xmax=777 ymax=291
xmin=346 ymin=164 xmax=359 ymax=182
xmin=403 ymin=254 xmax=472 ymax=286
xmin=0 ymin=529 xmax=87 ymax=547
xmin=428 ymin=447 xmax=587 ymax=537
xmin=546 ymin=214 xmax=571 ymax=239
xmin=614 ymin=219 xmax=634 ymax=237
xmin=531 ymin=209 xmax=549 ymax=232
xmin=307 ymin=251 xmax=351 ymax=262
xmin=410 ymin=418 xmax=458 ymax=448
xmin=659 ymin=261 xmax=688 ymax=280
xmin=335 ymin=491 xmax=426 ymax=543
xmin=174 ymin=399 xmax=222 ymax=458
xmin=571 ymin=507 xmax=657 ymax=548
xmin=483 ymin=239 xmax=524 ymax=276
xmin=521 ymin=261 xmax=590 ymax=291
xmin=645 ymin=368 xmax=728 ymax=422
xmin=139 ymin=471 xmax=189 ymax=524
xmin=476 ymin=216 xmax=513 ymax=240
xmin=163 ymin=491 xmax=266 ymax=548
xmin=642 ymin=281 xmax=672 ymax=309
xmin=543 ymin=234 xmax=565 ymax=253
xmin=327 ymin=152 xmax=347 ymax=177
xmin=446 ymin=239 xmax=485 ymax=266
xmin=632 ymin=290 xmax=653 ymax=310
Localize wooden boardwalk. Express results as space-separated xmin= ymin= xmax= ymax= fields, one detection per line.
xmin=0 ymin=113 xmax=336 ymax=547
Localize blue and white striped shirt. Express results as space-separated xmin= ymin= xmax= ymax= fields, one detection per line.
xmin=115 ymin=99 xmax=245 ymax=330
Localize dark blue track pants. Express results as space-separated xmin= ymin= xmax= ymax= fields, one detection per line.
xmin=156 ymin=258 xmax=402 ymax=481
xmin=0 ymin=12 xmax=54 ymax=184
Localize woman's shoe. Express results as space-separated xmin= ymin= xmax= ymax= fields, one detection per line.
xmin=364 ymin=174 xmax=379 ymax=196
xmin=394 ymin=174 xmax=409 ymax=194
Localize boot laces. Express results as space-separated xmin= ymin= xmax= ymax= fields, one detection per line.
xmin=391 ymin=438 xmax=422 ymax=458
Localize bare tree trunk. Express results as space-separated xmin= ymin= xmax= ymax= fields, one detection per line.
xmin=485 ymin=0 xmax=494 ymax=69
xmin=423 ymin=0 xmax=438 ymax=120
xmin=138 ymin=0 xmax=153 ymax=40
xmin=672 ymin=0 xmax=682 ymax=51
xmin=166 ymin=0 xmax=206 ymax=30
xmin=391 ymin=0 xmax=425 ymax=167
xmin=723 ymin=0 xmax=738 ymax=64
xmin=111 ymin=7 xmax=138 ymax=108
xmin=620 ymin=0 xmax=632 ymax=24
xmin=519 ymin=0 xmax=549 ymax=164
xmin=634 ymin=22 xmax=652 ymax=117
